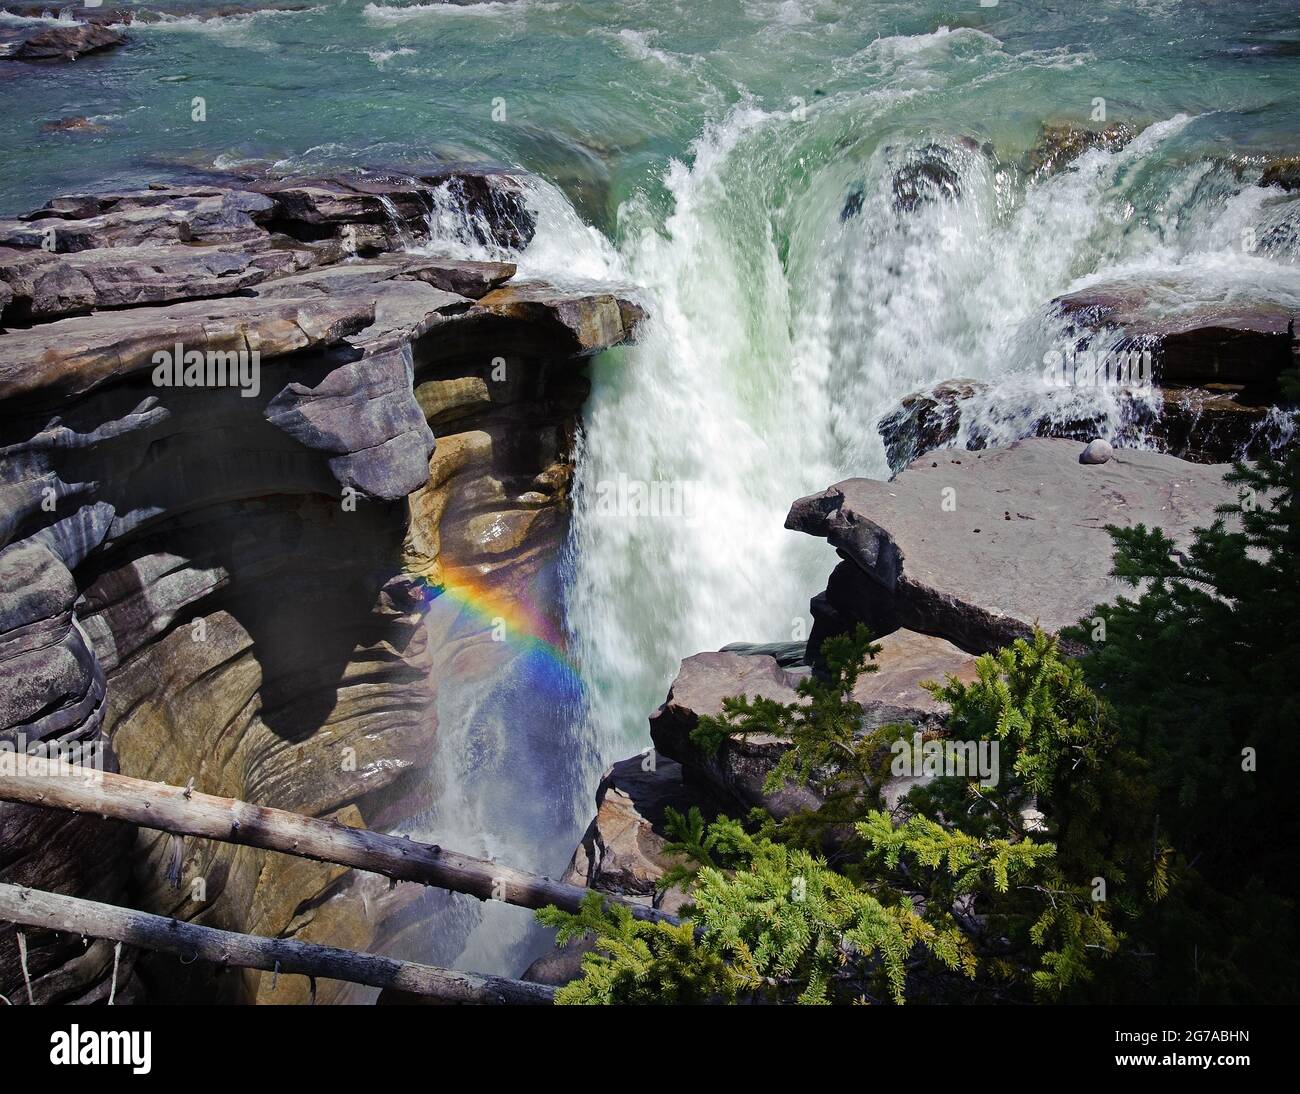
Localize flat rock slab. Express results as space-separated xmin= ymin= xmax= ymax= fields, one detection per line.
xmin=0 ymin=293 xmax=374 ymax=404
xmin=403 ymin=256 xmax=515 ymax=300
xmin=474 ymin=282 xmax=645 ymax=355
xmin=787 ymin=437 xmax=1241 ymax=653
xmin=0 ymin=242 xmax=295 ymax=321
xmin=1 ymin=191 xmax=275 ymax=252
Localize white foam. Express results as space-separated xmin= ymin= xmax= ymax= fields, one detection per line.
xmin=362 ymin=1 xmax=556 ymax=23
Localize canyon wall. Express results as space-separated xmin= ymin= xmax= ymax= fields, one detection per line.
xmin=0 ymin=169 xmax=641 ymax=1003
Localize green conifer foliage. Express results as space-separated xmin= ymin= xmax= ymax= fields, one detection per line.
xmin=538 ymin=443 xmax=1298 ymax=1004
xmin=1065 ymin=444 xmax=1300 ymax=1001
xmin=540 ymin=627 xmax=1163 ymax=1002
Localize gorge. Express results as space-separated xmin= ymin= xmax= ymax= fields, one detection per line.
xmin=0 ymin=0 xmax=1297 ymax=1007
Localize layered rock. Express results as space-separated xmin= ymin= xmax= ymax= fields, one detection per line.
xmin=0 ymin=541 xmax=136 ymax=1004
xmin=879 ymin=376 xmax=1294 ymax=471
xmin=0 ymin=167 xmax=642 ymax=1004
xmin=789 ymin=438 xmax=1240 ymax=655
xmin=648 ymin=631 xmax=977 ymax=819
xmin=1052 ymin=281 xmax=1297 ymax=393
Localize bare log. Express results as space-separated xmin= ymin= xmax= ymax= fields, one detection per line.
xmin=0 ymin=883 xmax=554 ymax=1005
xmin=0 ymin=765 xmax=675 ymax=924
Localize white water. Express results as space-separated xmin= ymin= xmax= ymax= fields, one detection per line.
xmin=397 ymin=25 xmax=1300 ymax=975
xmin=564 ymin=102 xmax=1300 ymax=772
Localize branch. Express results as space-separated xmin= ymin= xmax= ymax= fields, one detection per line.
xmin=0 ymin=766 xmax=677 ymax=925
xmin=0 ymin=883 xmax=553 ymax=1005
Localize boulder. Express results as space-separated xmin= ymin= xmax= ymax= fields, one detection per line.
xmin=788 ymin=438 xmax=1241 ymax=654
xmin=891 ymin=144 xmax=963 ymax=212
xmin=649 ymin=652 xmax=817 ymax=820
xmin=1022 ymin=121 xmax=1137 ymax=178
xmin=1053 ymin=281 xmax=1297 ymax=390
xmin=649 ymin=632 xmax=977 ymax=817
xmin=879 ymin=376 xmax=1293 ymax=471
xmin=404 ymin=257 xmax=515 ymax=300
xmin=1080 ymin=438 xmax=1114 ymax=464
xmin=0 ymin=21 xmax=125 ymax=62
xmin=562 ymin=757 xmax=715 ymax=917
xmin=2 ymin=4 xmax=309 ymax=24
xmin=878 ymin=378 xmax=983 ymax=470
xmin=1259 ymin=154 xmax=1300 ymax=192
xmin=42 ymin=116 xmax=108 ymax=134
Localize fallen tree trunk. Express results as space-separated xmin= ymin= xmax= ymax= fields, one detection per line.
xmin=0 ymin=883 xmax=554 ymax=1005
xmin=0 ymin=765 xmax=675 ymax=924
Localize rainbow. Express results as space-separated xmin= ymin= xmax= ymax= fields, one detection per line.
xmin=410 ymin=569 xmax=579 ymax=679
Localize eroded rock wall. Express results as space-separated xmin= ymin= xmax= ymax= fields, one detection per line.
xmin=0 ymin=169 xmax=641 ymax=1003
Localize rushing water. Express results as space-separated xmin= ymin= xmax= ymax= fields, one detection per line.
xmin=5 ymin=0 xmax=1298 ymax=973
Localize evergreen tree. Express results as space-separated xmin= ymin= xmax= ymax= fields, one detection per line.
xmin=540 ymin=628 xmax=1164 ymax=1003
xmin=1065 ymin=443 xmax=1300 ymax=1001
xmin=539 ymin=435 xmax=1299 ymax=1004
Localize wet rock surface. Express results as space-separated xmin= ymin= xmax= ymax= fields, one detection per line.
xmin=1022 ymin=121 xmax=1138 ymax=179
xmin=879 ymin=376 xmax=1294 ymax=471
xmin=1052 ymin=281 xmax=1297 ymax=391
xmin=0 ymin=20 xmax=125 ymax=62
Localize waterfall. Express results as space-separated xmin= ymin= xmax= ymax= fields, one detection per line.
xmin=565 ymin=101 xmax=1300 ymax=785
xmin=381 ymin=18 xmax=1300 ymax=978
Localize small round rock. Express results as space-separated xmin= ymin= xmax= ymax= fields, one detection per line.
xmin=1080 ymin=438 xmax=1113 ymax=465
